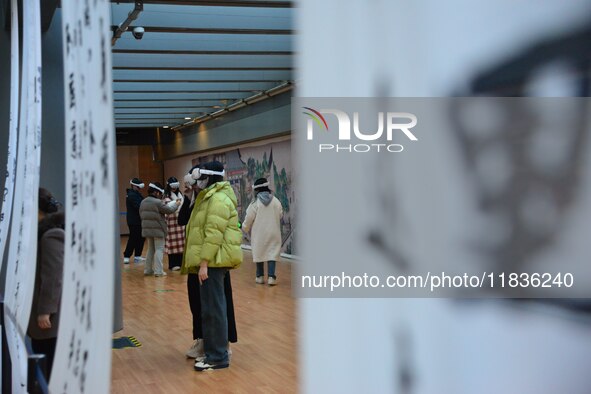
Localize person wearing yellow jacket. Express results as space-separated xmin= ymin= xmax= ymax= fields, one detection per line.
xmin=183 ymin=161 xmax=242 ymax=371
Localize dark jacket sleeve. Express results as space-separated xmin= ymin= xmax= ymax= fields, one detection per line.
xmin=128 ymin=191 xmax=143 ymax=210
xmin=177 ymin=195 xmax=192 ymax=226
xmin=37 ymin=229 xmax=65 ymax=315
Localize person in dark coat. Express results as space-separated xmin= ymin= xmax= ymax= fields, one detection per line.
xmin=123 ymin=177 xmax=145 ymax=264
xmin=28 ymin=188 xmax=65 ymax=381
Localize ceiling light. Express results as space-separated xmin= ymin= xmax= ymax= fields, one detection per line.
xmin=227 ymin=100 xmax=247 ymax=112
xmin=245 ymin=92 xmax=267 ymax=104
xmin=184 ymin=117 xmax=191 ymax=120
xmin=163 ymin=125 xmax=169 ymax=129
xmin=211 ymin=108 xmax=228 ymax=117
xmin=267 ymin=81 xmax=293 ymax=96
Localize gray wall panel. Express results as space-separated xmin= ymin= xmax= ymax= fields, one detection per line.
xmin=156 ymin=92 xmax=291 ymax=160
xmin=39 ymin=11 xmax=65 ymax=201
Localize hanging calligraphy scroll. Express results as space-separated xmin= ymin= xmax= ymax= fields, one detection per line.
xmin=3 ymin=0 xmax=42 ymax=391
xmin=50 ymin=1 xmax=116 ymax=392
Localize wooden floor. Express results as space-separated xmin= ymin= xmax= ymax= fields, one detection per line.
xmin=111 ymin=237 xmax=298 ymax=393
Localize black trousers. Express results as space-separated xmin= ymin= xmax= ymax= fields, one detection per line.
xmin=168 ymin=253 xmax=182 ymax=269
xmin=187 ymin=272 xmax=237 ymax=342
xmin=31 ymin=337 xmax=57 ymax=381
xmin=200 ymin=268 xmax=229 ymax=363
xmin=123 ymin=224 xmax=145 ymax=258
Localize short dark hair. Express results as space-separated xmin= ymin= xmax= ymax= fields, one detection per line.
xmin=202 ymin=161 xmax=225 ymax=187
xmin=39 ymin=188 xmax=61 ymax=214
xmin=165 ymin=177 xmax=179 ymax=197
xmin=254 ymin=177 xmax=271 ymax=194
xmin=148 ymin=182 xmax=164 ymax=195
xmin=130 ymin=177 xmax=144 ymax=189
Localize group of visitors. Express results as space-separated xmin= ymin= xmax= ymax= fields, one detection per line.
xmin=28 ymin=157 xmax=283 ymax=377
xmin=124 ymin=160 xmax=283 ymax=371
xmin=29 ymin=159 xmax=284 ymax=379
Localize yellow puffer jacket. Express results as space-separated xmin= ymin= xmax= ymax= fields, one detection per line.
xmin=182 ymin=181 xmax=242 ymax=273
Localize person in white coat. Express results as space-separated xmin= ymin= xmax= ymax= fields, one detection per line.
xmin=242 ymin=177 xmax=283 ymax=285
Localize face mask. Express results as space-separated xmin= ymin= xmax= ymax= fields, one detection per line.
xmin=197 ymin=179 xmax=208 ymax=189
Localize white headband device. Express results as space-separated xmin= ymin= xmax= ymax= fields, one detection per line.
xmin=149 ymin=183 xmax=165 ymax=193
xmin=184 ymin=173 xmax=196 ymax=186
xmin=191 ymin=168 xmax=225 ymax=179
xmin=130 ymin=180 xmax=145 ymax=188
xmin=168 ymin=182 xmax=180 ymax=189
xmin=253 ymin=182 xmax=270 ymax=189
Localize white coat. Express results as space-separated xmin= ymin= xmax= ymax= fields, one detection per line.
xmin=242 ymin=192 xmax=283 ymax=263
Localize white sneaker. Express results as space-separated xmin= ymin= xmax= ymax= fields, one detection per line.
xmin=154 ymin=272 xmax=167 ymax=277
xmin=186 ymin=339 xmax=205 ymax=359
xmin=171 ymin=266 xmax=181 ymax=271
xmin=268 ymin=277 xmax=277 ymax=286
xmin=134 ymin=256 xmax=145 ymax=264
xmin=194 ymin=360 xmax=228 ymax=371
xmin=195 ymin=355 xmax=206 ymax=363
xmin=123 ymin=257 xmax=130 ymax=264
xmin=255 ymin=276 xmax=264 ymax=284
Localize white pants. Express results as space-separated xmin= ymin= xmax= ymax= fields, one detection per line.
xmin=144 ymin=237 xmax=165 ymax=275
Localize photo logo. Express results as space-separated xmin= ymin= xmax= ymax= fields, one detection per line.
xmin=302 ymin=107 xmax=329 ymax=131
xmin=302 ymin=107 xmax=418 ymax=153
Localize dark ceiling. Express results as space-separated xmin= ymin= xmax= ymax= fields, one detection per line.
xmin=109 ymin=0 xmax=294 ymax=134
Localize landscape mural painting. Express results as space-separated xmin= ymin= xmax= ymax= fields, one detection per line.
xmin=193 ymin=139 xmax=295 ymax=255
